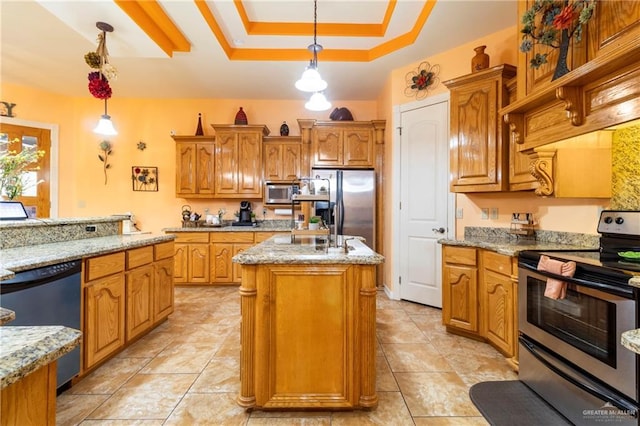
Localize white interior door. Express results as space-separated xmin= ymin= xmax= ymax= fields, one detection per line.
xmin=398 ymin=99 xmax=449 ymax=307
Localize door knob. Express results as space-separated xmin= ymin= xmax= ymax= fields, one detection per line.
xmin=432 ymin=227 xmax=445 ymax=234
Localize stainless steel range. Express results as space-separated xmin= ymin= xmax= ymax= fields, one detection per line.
xmin=518 ymin=210 xmax=640 ymax=426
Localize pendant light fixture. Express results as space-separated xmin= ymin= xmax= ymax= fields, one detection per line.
xmin=88 ymin=22 xmax=118 ymax=136
xmin=295 ymin=0 xmax=327 ymax=92
xmin=296 ymin=0 xmax=331 ymax=111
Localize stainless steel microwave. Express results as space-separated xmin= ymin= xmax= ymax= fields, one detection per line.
xmin=264 ymin=182 xmax=298 ymax=205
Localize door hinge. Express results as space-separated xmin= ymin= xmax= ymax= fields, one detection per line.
xmin=397 ymin=126 xmax=402 ymax=136
xmin=399 ymin=201 xmax=402 ymax=210
xmin=398 ymin=276 xmax=402 ymax=285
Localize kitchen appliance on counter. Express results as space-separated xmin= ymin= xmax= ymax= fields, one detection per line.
xmin=311 ymin=169 xmax=376 ymax=249
xmin=233 ymin=200 xmax=254 ymax=226
xmin=518 ymin=210 xmax=640 ymax=426
xmin=1 ymin=260 xmax=81 ymax=390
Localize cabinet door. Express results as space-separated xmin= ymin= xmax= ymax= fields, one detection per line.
xmin=280 ymin=142 xmax=302 ymax=181
xmin=215 ymin=132 xmax=239 ymax=195
xmin=176 ymin=142 xmax=196 ymax=195
xmin=442 ymin=264 xmax=478 ymax=333
xmin=85 ymin=273 xmax=126 ymax=369
xmin=343 ymin=128 xmax=374 ymax=167
xmin=173 ymin=243 xmax=188 ymax=284
xmin=188 ymin=244 xmax=210 ymax=283
xmin=481 ymin=269 xmax=514 ymax=357
xmin=196 ymin=143 xmax=215 ymax=194
xmin=211 ymin=243 xmax=233 ymax=283
xmin=263 ymin=143 xmax=283 ymax=181
xmin=312 ymin=127 xmax=342 ymax=166
xmin=237 ymin=132 xmax=262 ymax=196
xmin=154 ymin=257 xmax=174 ymax=322
xmin=233 ymin=243 xmax=252 ymax=283
xmin=125 ymin=265 xmax=154 ymax=341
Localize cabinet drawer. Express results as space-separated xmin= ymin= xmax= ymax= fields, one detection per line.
xmin=254 ymin=231 xmax=287 ymax=243
xmin=210 ymin=232 xmax=254 ymax=243
xmin=154 ymin=241 xmax=175 ymax=261
xmin=443 ymin=246 xmax=476 ymax=266
xmin=482 ymin=250 xmax=513 ymax=276
xmin=173 ymin=232 xmax=209 ymax=243
xmin=126 ymin=246 xmax=153 ymax=270
xmin=85 ymin=252 xmax=125 ymax=282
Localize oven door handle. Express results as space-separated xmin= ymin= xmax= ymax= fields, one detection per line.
xmin=521 ymin=336 xmax=639 ymax=416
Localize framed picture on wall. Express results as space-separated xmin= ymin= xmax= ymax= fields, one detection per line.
xmin=131 ymin=166 xmax=158 ymax=192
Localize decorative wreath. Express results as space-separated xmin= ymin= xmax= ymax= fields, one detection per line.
xmin=405 ymin=62 xmax=441 ymax=100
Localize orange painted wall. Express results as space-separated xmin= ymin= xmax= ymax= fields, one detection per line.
xmin=2 ymin=82 xmax=377 ymax=233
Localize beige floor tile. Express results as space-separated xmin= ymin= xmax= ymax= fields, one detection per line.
xmin=79 ymin=421 xmax=164 ymax=425
xmin=331 ymin=391 xmax=414 ymax=425
xmin=215 ymin=333 xmax=241 ymax=358
xmin=140 ymin=341 xmax=218 ymax=374
xmin=116 ymin=329 xmax=177 ymax=359
xmin=189 ymin=357 xmax=240 ymax=393
xmin=250 ymin=411 xmax=333 ymax=418
xmin=375 ymin=355 xmax=399 ymax=392
xmin=164 ymin=392 xmax=249 ymax=425
xmin=87 ymin=373 xmax=197 ymax=420
xmin=66 ymin=357 xmax=151 ymax=395
xmin=56 ymin=394 xmax=109 ymax=426
xmin=395 ymin=372 xmax=481 ymax=417
xmin=382 ymin=343 xmax=453 ymax=373
xmin=247 ymin=417 xmax=331 ymax=425
xmin=443 ymin=351 xmax=515 ymax=376
xmin=412 ymin=416 xmax=489 ymax=425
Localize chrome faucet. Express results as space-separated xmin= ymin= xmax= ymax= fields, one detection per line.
xmin=342 ymin=237 xmax=355 ymax=254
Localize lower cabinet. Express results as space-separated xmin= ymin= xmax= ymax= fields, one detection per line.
xmin=1 ymin=362 xmax=56 ymax=426
xmin=442 ymin=245 xmax=519 ymax=367
xmin=171 ymin=231 xmax=288 ymax=285
xmin=83 ymin=242 xmax=175 ymax=372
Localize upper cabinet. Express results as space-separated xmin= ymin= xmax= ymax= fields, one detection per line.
xmin=173 ymin=136 xmax=215 ymax=198
xmin=505 ymin=1 xmax=640 ymax=152
xmin=298 ymin=120 xmax=386 ymax=170
xmin=445 ymin=65 xmax=517 ymax=193
xmin=263 ymin=136 xmax=302 ymax=182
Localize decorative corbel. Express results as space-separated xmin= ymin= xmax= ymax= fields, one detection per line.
xmin=555 ymin=86 xmax=584 ymax=126
xmin=503 ymin=113 xmax=524 ymax=146
xmin=529 ymin=150 xmax=556 ymax=197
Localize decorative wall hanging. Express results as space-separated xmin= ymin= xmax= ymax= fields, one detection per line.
xmin=0 ymin=101 xmax=16 ymax=117
xmin=131 ymin=166 xmax=158 ymax=192
xmin=137 ymin=141 xmax=147 ymax=151
xmin=519 ymin=0 xmax=596 ymax=80
xmin=98 ymin=140 xmax=112 ymax=185
xmin=86 ymin=22 xmax=118 ymax=135
xmin=404 ymin=62 xmax=441 ymax=100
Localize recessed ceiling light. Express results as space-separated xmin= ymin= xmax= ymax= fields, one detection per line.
xmin=233 ymin=39 xmax=244 ymax=46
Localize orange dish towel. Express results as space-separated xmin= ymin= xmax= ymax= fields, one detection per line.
xmin=537 ymin=255 xmax=577 ymax=300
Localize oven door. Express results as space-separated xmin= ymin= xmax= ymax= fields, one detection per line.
xmin=518 ymin=265 xmax=637 ymax=400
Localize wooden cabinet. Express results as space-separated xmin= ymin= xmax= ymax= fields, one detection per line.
xmin=211 ymin=125 xmax=269 ymax=198
xmin=442 ymin=246 xmax=479 ymax=334
xmin=263 ymin=136 xmax=302 ymax=182
xmin=210 ymin=232 xmax=254 ymax=284
xmin=125 ymin=247 xmax=154 ymax=341
xmin=84 ymin=252 xmax=126 ymax=370
xmin=1 ymin=363 xmax=56 ymax=426
xmin=441 ymin=245 xmax=519 ymax=368
xmin=173 ymin=233 xmax=210 ymax=285
xmin=311 ymin=124 xmax=375 ymax=168
xmin=173 ymin=136 xmax=215 ymax=198
xmin=445 ymin=65 xmax=517 ymax=192
xmin=480 ymin=251 xmax=517 ymax=358
xmin=153 ymin=242 xmax=175 ymax=322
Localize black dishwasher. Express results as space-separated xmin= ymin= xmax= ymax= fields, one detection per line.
xmin=1 ymin=260 xmax=81 ymax=390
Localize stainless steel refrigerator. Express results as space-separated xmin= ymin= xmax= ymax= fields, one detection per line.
xmin=311 ymin=169 xmax=376 ymax=249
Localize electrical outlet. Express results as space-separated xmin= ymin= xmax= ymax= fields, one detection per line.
xmin=85 ymin=225 xmax=97 ymax=232
xmin=456 ymin=208 xmax=464 ymax=219
xmin=262 ymin=208 xmax=267 ymax=217
xmin=481 ymin=208 xmax=489 ymax=220
xmin=490 ymin=207 xmax=499 ymax=220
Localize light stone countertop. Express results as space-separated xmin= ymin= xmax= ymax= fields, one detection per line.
xmin=164 ymin=220 xmax=292 ymax=233
xmin=233 ymin=235 xmax=384 ymax=265
xmin=438 ymin=236 xmax=599 ymax=257
xmin=0 ymin=308 xmax=15 ymax=325
xmin=0 ymin=326 xmax=81 ymax=389
xmin=621 ymin=329 xmax=640 ymax=355
xmin=0 ymin=233 xmax=174 ymax=273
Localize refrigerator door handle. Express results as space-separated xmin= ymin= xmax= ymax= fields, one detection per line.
xmin=337 ymin=170 xmax=344 ymax=234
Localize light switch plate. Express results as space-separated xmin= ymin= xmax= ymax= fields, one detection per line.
xmin=456 ymin=208 xmax=464 ymax=219
xmin=481 ymin=208 xmax=489 ymax=220
xmin=490 ymin=208 xmax=499 ymax=219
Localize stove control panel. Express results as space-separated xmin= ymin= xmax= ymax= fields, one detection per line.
xmin=597 ymin=210 xmax=640 ymax=236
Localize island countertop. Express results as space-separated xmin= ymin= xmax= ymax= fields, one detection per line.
xmin=0 ymin=326 xmax=82 ymax=389
xmin=233 ymin=235 xmax=384 ymax=265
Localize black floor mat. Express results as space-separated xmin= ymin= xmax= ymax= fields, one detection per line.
xmin=469 ymin=380 xmax=573 ymax=426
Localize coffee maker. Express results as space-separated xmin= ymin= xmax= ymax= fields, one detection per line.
xmin=236 ymin=200 xmax=253 ymax=225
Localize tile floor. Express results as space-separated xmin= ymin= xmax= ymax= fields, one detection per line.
xmin=57 ymin=286 xmax=517 ymax=425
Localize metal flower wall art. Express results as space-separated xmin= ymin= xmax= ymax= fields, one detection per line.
xmin=131 ymin=167 xmax=158 ymax=192
xmin=98 ymin=140 xmax=112 ymax=185
xmin=405 ymin=62 xmax=441 ymax=100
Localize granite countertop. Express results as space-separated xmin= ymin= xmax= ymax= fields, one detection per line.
xmin=621 ymin=329 xmax=640 ymax=355
xmin=233 ymin=235 xmax=384 ymax=265
xmin=164 ymin=220 xmax=292 ymax=233
xmin=0 ymin=308 xmax=15 ymax=326
xmin=0 ymin=326 xmax=81 ymax=389
xmin=1 ymin=233 xmax=174 ymax=273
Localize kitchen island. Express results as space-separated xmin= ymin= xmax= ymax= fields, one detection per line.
xmin=233 ymin=235 xmax=384 ymax=411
